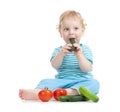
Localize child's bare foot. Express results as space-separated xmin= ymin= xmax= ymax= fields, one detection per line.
xmin=19 ymin=89 xmax=41 ymax=100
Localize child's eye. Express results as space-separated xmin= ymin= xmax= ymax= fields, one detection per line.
xmin=74 ymin=27 xmax=79 ymax=30
xmin=64 ymin=28 xmax=69 ymax=31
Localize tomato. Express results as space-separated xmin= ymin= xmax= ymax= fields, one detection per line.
xmin=38 ymin=88 xmax=53 ymax=102
xmin=53 ymin=88 xmax=67 ymax=101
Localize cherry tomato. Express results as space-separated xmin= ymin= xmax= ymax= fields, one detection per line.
xmin=38 ymin=88 xmax=53 ymax=102
xmin=53 ymin=88 xmax=67 ymax=101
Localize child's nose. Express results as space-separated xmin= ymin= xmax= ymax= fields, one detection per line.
xmin=69 ymin=29 xmax=74 ymax=34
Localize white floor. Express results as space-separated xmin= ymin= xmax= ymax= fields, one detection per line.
xmin=7 ymin=91 xmax=120 ymax=112
xmin=1 ymin=76 xmax=119 ymax=112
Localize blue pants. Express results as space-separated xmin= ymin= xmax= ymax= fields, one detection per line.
xmin=36 ymin=78 xmax=100 ymax=94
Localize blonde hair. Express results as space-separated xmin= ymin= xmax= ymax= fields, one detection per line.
xmin=58 ymin=10 xmax=86 ymax=31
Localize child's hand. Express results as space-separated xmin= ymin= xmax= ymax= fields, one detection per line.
xmin=60 ymin=44 xmax=72 ymax=56
xmin=73 ymin=43 xmax=83 ymax=56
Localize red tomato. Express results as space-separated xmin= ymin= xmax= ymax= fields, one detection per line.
xmin=38 ymin=88 xmax=53 ymax=102
xmin=53 ymin=88 xmax=67 ymax=101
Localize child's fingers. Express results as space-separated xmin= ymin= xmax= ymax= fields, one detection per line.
xmin=66 ymin=43 xmax=72 ymax=47
xmin=61 ymin=48 xmax=70 ymax=54
xmin=73 ymin=43 xmax=79 ymax=48
xmin=64 ymin=44 xmax=72 ymax=50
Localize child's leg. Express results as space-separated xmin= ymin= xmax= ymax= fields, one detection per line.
xmin=19 ymin=89 xmax=41 ymax=100
xmin=19 ymin=88 xmax=79 ymax=101
xmin=19 ymin=79 xmax=81 ymax=101
xmin=71 ymin=79 xmax=100 ymax=94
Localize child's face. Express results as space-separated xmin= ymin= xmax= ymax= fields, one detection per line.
xmin=59 ymin=17 xmax=84 ymax=44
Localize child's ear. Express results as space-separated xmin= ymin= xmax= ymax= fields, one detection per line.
xmin=82 ymin=26 xmax=85 ymax=32
xmin=81 ymin=27 xmax=85 ymax=36
xmin=59 ymin=29 xmax=63 ymax=38
xmin=59 ymin=33 xmax=62 ymax=38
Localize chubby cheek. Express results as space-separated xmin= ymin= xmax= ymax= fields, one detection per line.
xmin=76 ymin=32 xmax=83 ymax=41
xmin=75 ymin=35 xmax=80 ymax=43
xmin=63 ymin=38 xmax=70 ymax=44
xmin=61 ymin=34 xmax=69 ymax=43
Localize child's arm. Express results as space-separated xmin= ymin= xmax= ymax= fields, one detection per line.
xmin=51 ymin=51 xmax=64 ymax=69
xmin=76 ymin=53 xmax=92 ymax=72
xmin=51 ymin=44 xmax=72 ymax=69
xmin=73 ymin=43 xmax=92 ymax=72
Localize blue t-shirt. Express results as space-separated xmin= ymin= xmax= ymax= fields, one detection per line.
xmin=50 ymin=44 xmax=93 ymax=80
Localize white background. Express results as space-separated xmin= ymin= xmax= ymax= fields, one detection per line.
xmin=0 ymin=0 xmax=120 ymax=112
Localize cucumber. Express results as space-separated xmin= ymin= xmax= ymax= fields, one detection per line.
xmin=58 ymin=95 xmax=88 ymax=102
xmin=69 ymin=38 xmax=76 ymax=52
xmin=69 ymin=38 xmax=75 ymax=44
xmin=79 ymin=86 xmax=99 ymax=102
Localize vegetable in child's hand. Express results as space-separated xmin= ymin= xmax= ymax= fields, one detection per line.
xmin=79 ymin=86 xmax=99 ymax=102
xmin=38 ymin=87 xmax=53 ymax=102
xmin=69 ymin=38 xmax=76 ymax=52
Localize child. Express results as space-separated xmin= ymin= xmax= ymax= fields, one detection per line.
xmin=19 ymin=10 xmax=100 ymax=100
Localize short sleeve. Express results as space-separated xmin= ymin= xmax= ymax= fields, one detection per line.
xmin=50 ymin=46 xmax=62 ymax=62
xmin=82 ymin=45 xmax=93 ymax=64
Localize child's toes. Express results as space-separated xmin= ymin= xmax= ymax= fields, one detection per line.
xmin=19 ymin=89 xmax=24 ymax=99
